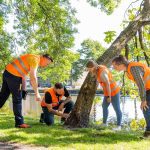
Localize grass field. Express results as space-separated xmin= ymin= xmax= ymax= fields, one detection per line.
xmin=0 ymin=113 xmax=149 ymax=150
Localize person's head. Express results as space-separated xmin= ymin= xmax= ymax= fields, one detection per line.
xmin=112 ymin=55 xmax=129 ymax=72
xmin=39 ymin=54 xmax=53 ymax=67
xmin=54 ymin=83 xmax=64 ymax=95
xmin=86 ymin=60 xmax=98 ymax=73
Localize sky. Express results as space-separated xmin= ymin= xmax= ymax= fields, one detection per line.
xmin=70 ymin=0 xmax=142 ymax=50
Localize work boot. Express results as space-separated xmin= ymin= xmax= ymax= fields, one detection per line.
xmin=39 ymin=113 xmax=44 ymax=123
xmin=16 ymin=124 xmax=31 ymax=128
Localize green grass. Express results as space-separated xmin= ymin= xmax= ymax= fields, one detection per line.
xmin=0 ymin=113 xmax=150 ymax=150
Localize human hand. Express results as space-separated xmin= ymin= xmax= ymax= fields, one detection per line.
xmin=62 ymin=113 xmax=69 ymax=119
xmin=35 ymin=93 xmax=41 ymax=101
xmin=140 ymin=100 xmax=149 ymax=111
xmin=107 ymin=97 xmax=111 ymax=103
xmin=22 ymin=90 xmax=28 ymax=100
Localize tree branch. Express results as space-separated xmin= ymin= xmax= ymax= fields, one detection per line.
xmin=138 ymin=28 xmax=150 ymax=66
xmin=140 ymin=21 xmax=150 ymax=27
xmin=125 ymin=44 xmax=130 ymax=60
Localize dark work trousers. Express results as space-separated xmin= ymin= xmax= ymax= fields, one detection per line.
xmin=41 ymin=100 xmax=74 ymax=125
xmin=0 ymin=70 xmax=23 ymax=126
xmin=143 ymin=90 xmax=150 ymax=131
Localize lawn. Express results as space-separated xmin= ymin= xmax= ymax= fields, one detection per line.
xmin=0 ymin=113 xmax=149 ymax=150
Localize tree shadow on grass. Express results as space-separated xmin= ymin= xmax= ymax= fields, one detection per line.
xmin=0 ymin=114 xmax=144 ymax=148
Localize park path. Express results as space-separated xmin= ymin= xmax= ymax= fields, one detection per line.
xmin=0 ymin=142 xmax=48 ymax=150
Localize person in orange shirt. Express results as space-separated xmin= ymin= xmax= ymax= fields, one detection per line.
xmin=0 ymin=54 xmax=53 ymax=128
xmin=112 ymin=55 xmax=150 ymax=138
xmin=86 ymin=60 xmax=122 ymax=131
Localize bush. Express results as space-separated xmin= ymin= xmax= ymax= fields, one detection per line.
xmin=130 ymin=119 xmax=146 ymax=131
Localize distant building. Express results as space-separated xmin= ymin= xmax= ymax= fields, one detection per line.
xmin=26 ymin=77 xmax=51 ymax=89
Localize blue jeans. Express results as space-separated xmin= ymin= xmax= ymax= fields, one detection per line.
xmin=143 ymin=90 xmax=150 ymax=131
xmin=42 ymin=100 xmax=74 ymax=125
xmin=102 ymin=92 xmax=122 ymax=126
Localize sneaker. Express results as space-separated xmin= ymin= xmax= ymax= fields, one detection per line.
xmin=113 ymin=126 xmax=121 ymax=131
xmin=16 ymin=124 xmax=31 ymax=128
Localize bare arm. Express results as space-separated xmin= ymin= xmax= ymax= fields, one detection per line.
xmin=22 ymin=77 xmax=26 ymax=91
xmin=60 ymin=87 xmax=72 ymax=105
xmin=46 ymin=103 xmax=64 ymax=117
xmin=29 ymin=67 xmax=41 ymax=101
xmin=62 ymin=96 xmax=72 ymax=105
xmin=96 ymin=81 xmax=99 ymax=89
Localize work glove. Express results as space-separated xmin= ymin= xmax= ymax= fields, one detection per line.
xmin=22 ymin=90 xmax=28 ymax=100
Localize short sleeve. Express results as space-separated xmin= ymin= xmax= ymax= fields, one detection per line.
xmin=27 ymin=56 xmax=40 ymax=68
xmin=64 ymin=87 xmax=70 ymax=97
xmin=45 ymin=92 xmax=52 ymax=104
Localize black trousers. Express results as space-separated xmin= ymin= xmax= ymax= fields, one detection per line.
xmin=0 ymin=70 xmax=23 ymax=126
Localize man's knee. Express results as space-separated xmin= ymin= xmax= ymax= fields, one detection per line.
xmin=45 ymin=121 xmax=54 ymax=126
xmin=44 ymin=115 xmax=54 ymax=126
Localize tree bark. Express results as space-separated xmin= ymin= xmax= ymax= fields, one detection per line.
xmin=65 ymin=0 xmax=150 ymax=128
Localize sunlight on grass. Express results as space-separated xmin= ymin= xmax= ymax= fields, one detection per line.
xmin=0 ymin=113 xmax=150 ymax=150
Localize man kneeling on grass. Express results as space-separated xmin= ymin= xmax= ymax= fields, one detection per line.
xmin=40 ymin=83 xmax=74 ymax=125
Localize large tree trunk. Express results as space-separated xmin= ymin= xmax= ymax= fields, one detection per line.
xmin=65 ymin=0 xmax=150 ymax=128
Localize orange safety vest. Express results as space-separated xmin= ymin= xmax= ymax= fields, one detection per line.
xmin=6 ymin=54 xmax=40 ymax=78
xmin=97 ymin=65 xmax=120 ymax=96
xmin=41 ymin=87 xmax=64 ymax=107
xmin=126 ymin=62 xmax=150 ymax=91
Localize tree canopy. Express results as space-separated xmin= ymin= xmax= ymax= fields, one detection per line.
xmin=1 ymin=0 xmax=79 ymax=83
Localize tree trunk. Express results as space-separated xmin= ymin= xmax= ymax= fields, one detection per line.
xmin=65 ymin=74 xmax=97 ymax=127
xmin=65 ymin=0 xmax=150 ymax=128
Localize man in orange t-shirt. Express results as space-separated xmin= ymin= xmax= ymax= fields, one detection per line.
xmin=0 ymin=54 xmax=53 ymax=128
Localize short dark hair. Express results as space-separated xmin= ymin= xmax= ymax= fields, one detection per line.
xmin=54 ymin=83 xmax=64 ymax=89
xmin=42 ymin=54 xmax=53 ymax=62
